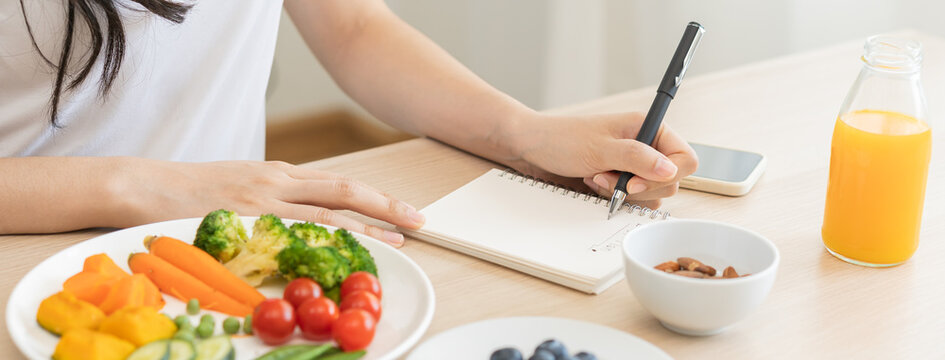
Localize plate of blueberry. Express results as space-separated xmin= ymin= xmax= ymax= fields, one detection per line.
xmin=407 ymin=317 xmax=671 ymax=360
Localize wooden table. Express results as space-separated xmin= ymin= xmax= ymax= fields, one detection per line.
xmin=3 ymin=31 xmax=944 ymax=358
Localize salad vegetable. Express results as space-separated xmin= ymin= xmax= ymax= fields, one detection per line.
xmin=340 ymin=272 xmax=381 ymax=300
xmin=290 ymin=224 xmax=377 ymax=276
xmin=297 ymin=297 xmax=339 ymax=341
xmin=36 ymin=291 xmax=105 ymax=335
xmin=128 ymin=252 xmax=252 ymax=316
xmin=222 ymin=317 xmax=240 ymax=335
xmin=146 ymin=236 xmax=265 ymax=308
xmin=53 ymin=328 xmax=135 ymax=360
xmin=253 ymin=298 xmax=297 ymax=345
xmin=125 ymin=339 xmax=195 ymax=360
xmin=331 ymin=309 xmax=376 ymax=352
xmin=283 ymin=278 xmax=323 ymax=309
xmin=276 ymin=238 xmax=351 ymax=289
xmin=194 ymin=209 xmax=248 ymax=263
xmin=97 ymin=273 xmax=165 ymax=315
xmin=224 ymin=214 xmax=299 ymax=286
xmin=339 ymin=291 xmax=381 ymax=321
xmin=62 ymin=254 xmax=130 ymax=307
xmin=196 ymin=314 xmax=215 ymax=339
xmin=98 ymin=306 xmax=177 ymax=347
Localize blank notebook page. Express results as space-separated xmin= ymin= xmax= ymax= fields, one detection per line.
xmin=412 ymin=169 xmax=666 ymax=292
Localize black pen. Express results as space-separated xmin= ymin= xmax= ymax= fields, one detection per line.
xmin=607 ymin=22 xmax=705 ymax=219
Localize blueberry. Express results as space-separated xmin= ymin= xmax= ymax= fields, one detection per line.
xmin=491 ymin=348 xmax=524 ymax=360
xmin=574 ymin=352 xmax=598 ymax=360
xmin=535 ymin=339 xmax=569 ymax=360
xmin=528 ymin=349 xmax=556 ymax=360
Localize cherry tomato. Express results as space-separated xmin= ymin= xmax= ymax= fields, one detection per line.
xmin=339 ymin=290 xmax=382 ymax=321
xmin=297 ymin=297 xmax=339 ymax=341
xmin=284 ymin=278 xmax=322 ymax=308
xmin=332 ymin=309 xmax=377 ymax=351
xmin=252 ymin=298 xmax=296 ymax=345
xmin=341 ymin=272 xmax=382 ymax=300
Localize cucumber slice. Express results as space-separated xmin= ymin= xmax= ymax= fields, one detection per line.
xmin=195 ymin=335 xmax=235 ymax=360
xmin=168 ymin=339 xmax=197 ymax=360
xmin=127 ymin=340 xmax=170 ymax=360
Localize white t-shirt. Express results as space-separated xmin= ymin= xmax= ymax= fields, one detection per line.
xmin=0 ymin=0 xmax=283 ymax=161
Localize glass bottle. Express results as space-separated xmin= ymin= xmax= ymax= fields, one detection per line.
xmin=822 ymin=35 xmax=932 ymax=267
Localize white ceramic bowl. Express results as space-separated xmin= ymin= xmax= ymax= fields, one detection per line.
xmin=622 ymin=219 xmax=779 ymax=336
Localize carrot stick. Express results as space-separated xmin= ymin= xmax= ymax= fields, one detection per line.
xmin=146 ymin=236 xmax=265 ymax=308
xmin=128 ymin=253 xmax=252 ymax=316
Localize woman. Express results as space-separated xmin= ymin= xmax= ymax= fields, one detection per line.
xmin=0 ymin=0 xmax=697 ymax=246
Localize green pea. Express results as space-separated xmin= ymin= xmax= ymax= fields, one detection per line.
xmin=173 ymin=328 xmax=196 ymax=342
xmin=243 ymin=314 xmax=253 ymax=334
xmin=173 ymin=315 xmax=191 ymax=330
xmin=222 ymin=317 xmax=240 ymax=335
xmin=196 ymin=322 xmax=214 ymax=339
xmin=186 ymin=298 xmax=200 ymax=315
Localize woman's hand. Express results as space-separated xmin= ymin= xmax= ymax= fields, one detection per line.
xmin=504 ymin=112 xmax=699 ymax=209
xmin=0 ymin=157 xmax=422 ymax=246
xmin=117 ymin=159 xmax=425 ymax=247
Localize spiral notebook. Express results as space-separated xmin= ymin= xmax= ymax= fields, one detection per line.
xmin=402 ymin=168 xmax=669 ymax=294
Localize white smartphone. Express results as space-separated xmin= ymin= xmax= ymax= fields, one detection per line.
xmin=679 ymin=143 xmax=766 ymax=196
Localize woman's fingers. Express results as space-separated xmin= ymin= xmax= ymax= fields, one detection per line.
xmin=653 ymin=125 xmax=699 ymax=178
xmin=277 ymin=203 xmax=406 ymax=247
xmin=284 ymin=178 xmax=426 ymax=230
xmin=583 ymin=172 xmax=680 ymax=201
xmin=600 ymin=139 xmax=679 ymax=182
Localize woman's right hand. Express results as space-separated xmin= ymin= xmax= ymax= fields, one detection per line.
xmin=0 ymin=157 xmax=423 ymax=247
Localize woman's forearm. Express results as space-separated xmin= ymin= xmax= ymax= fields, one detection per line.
xmin=0 ymin=157 xmax=134 ymax=234
xmin=285 ymin=0 xmax=535 ymax=167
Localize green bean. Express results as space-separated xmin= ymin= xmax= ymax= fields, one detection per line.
xmin=255 ymin=345 xmax=319 ymax=360
xmin=284 ymin=345 xmax=335 ymax=360
xmin=317 ymin=350 xmax=366 ymax=360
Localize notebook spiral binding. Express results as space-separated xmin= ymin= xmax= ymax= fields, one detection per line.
xmin=498 ymin=169 xmax=670 ymax=219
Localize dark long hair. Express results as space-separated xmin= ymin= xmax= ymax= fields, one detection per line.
xmin=19 ymin=0 xmax=192 ymax=127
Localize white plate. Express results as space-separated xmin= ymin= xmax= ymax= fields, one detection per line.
xmin=408 ymin=317 xmax=671 ymax=360
xmin=6 ymin=217 xmax=435 ymax=360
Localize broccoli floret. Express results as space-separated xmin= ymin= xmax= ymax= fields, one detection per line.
xmin=289 ymin=223 xmax=378 ymax=277
xmin=332 ymin=229 xmax=378 ymax=276
xmin=289 ymin=222 xmax=334 ymax=247
xmin=276 ymin=238 xmax=351 ymax=289
xmin=194 ymin=209 xmax=248 ymax=263
xmin=224 ymin=214 xmax=299 ymax=286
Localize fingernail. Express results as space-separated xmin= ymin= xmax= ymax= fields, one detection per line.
xmin=654 ymin=157 xmax=678 ymax=178
xmin=593 ymin=174 xmax=609 ymax=190
xmin=583 ymin=177 xmax=599 ymax=192
xmin=628 ymin=183 xmax=647 ymax=194
xmin=407 ymin=207 xmax=426 ymax=226
xmin=384 ymin=231 xmax=405 ymax=247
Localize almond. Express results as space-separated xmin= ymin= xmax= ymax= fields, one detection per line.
xmin=722 ymin=266 xmax=739 ymax=278
xmin=677 ymin=257 xmax=703 ymax=271
xmin=672 ymin=270 xmax=705 ymax=278
xmin=654 ymin=261 xmax=680 ymax=273
xmin=695 ymin=265 xmax=717 ymax=276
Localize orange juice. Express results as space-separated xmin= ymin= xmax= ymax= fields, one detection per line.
xmin=822 ymin=109 xmax=932 ymax=265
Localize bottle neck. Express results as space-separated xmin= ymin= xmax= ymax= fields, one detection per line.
xmin=839 ymin=36 xmax=928 ymax=124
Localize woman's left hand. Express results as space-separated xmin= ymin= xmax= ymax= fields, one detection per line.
xmin=503 ymin=112 xmax=699 ymax=209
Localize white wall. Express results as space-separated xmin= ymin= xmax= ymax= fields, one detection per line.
xmin=266 ymin=0 xmax=945 ymax=122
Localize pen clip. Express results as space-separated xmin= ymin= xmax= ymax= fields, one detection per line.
xmin=675 ymin=23 xmax=705 ymax=87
